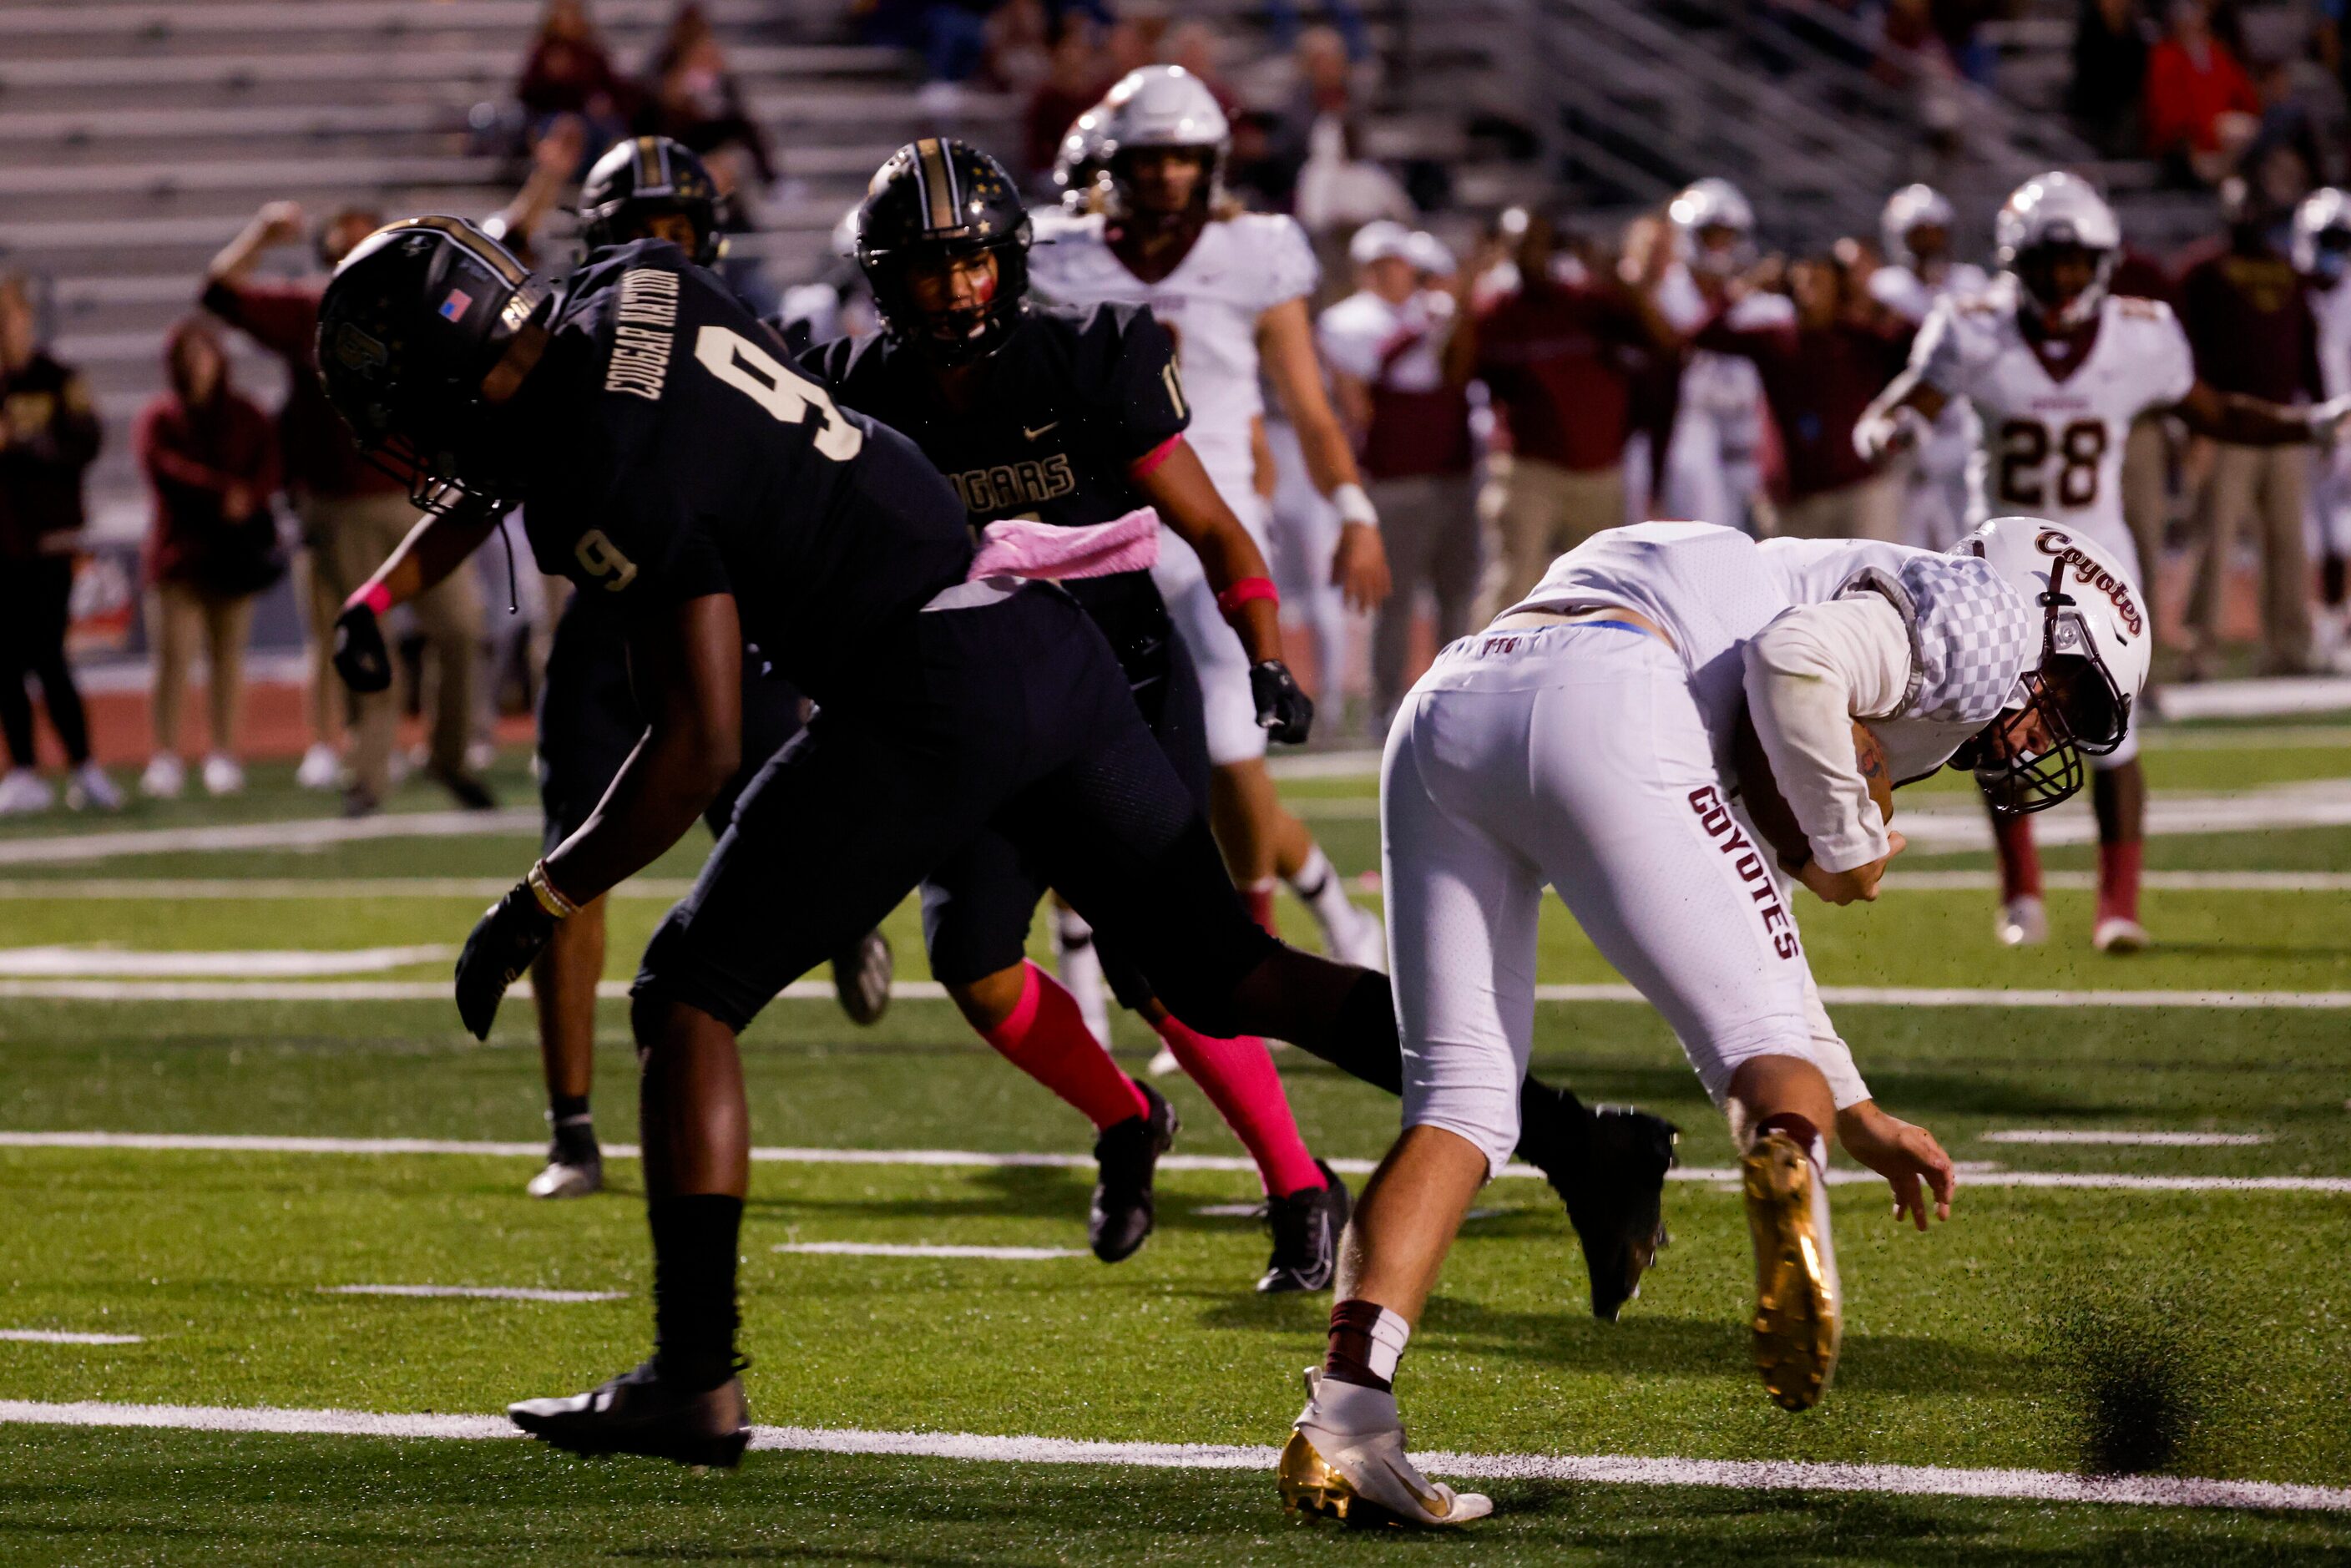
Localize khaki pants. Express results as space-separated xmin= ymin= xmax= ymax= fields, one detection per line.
xmin=291 ymin=543 xmax=342 ymax=749
xmin=302 ymin=489 xmax=482 ymax=798
xmin=149 ymin=579 xmax=256 ymax=758
xmin=1369 ymin=473 xmax=1479 ymax=728
xmin=1772 ymin=472 xmax=1900 ymax=541
xmin=1483 ymin=456 xmax=1625 ymax=619
xmin=2121 ymin=415 xmax=2168 ymax=626
xmin=2187 ymin=442 xmax=2312 ymax=672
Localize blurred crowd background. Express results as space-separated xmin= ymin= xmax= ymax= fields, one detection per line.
xmin=5 ymin=0 xmax=2351 ymax=817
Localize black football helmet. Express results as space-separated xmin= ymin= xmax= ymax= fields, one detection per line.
xmin=579 ymin=135 xmax=725 ymax=266
xmin=853 ymin=139 xmax=1031 ymax=365
xmin=316 ymin=215 xmax=551 ymax=513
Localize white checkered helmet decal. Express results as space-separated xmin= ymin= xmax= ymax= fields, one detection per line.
xmin=1969 ymin=516 xmax=2150 ymax=721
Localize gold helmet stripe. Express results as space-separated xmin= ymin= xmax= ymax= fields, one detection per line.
xmin=914 ymin=137 xmax=958 ymax=233
xmin=635 ymin=135 xmax=675 ymax=197
xmin=397 ymin=215 xmax=528 ymax=286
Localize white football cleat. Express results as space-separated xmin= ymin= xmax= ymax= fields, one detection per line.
xmin=201 ymin=754 xmax=245 ymax=797
xmin=1995 ymin=894 xmax=2046 ymax=948
xmin=528 ymin=1156 xmax=603 ymax=1200
xmin=1743 ymin=1130 xmax=1841 ymax=1412
xmin=64 ymin=762 xmax=123 ymax=812
xmin=1146 ymin=1045 xmax=1181 ymax=1077
xmin=0 ymin=768 xmax=53 ymax=816
xmin=1317 ymin=894 xmax=1388 ymax=972
xmin=295 ymin=742 xmax=341 ymax=791
xmin=139 ymin=755 xmax=185 ymax=801
xmin=2092 ymin=916 xmax=2149 ymax=953
xmin=1281 ymin=1370 xmax=1491 ymax=1528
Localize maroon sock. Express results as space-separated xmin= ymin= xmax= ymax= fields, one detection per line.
xmin=2096 ymin=838 xmax=2144 ymax=926
xmin=1992 ymin=812 xmax=2043 ymax=903
xmin=1324 ymin=1298 xmax=1408 ymax=1392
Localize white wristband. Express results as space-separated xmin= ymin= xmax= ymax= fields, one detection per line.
xmin=1332 ymin=482 xmax=1378 ymax=529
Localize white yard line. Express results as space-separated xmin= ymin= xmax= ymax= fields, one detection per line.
xmin=4 ymin=977 xmax=2349 ymax=1009
xmin=0 ymin=1399 xmax=2342 ymax=1514
xmin=0 ymin=878 xmax=700 ymax=900
xmin=1982 ymin=1130 xmax=2272 ymax=1146
xmin=0 ymin=808 xmax=541 ymax=867
xmin=317 ymin=1285 xmax=622 ymax=1303
xmin=5 ymin=1131 xmax=2347 ymax=1195
xmin=774 ymin=1242 xmax=1086 ymax=1261
xmin=0 ymin=944 xmax=453 ymax=978
xmin=0 ymin=1329 xmax=142 ymax=1345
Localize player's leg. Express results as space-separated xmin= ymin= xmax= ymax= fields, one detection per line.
xmin=2184 ymin=443 xmax=2257 ymax=680
xmin=2091 ymin=736 xmax=2148 ymax=953
xmin=1367 ymin=477 xmax=1433 ymax=736
xmin=528 ymin=895 xmax=608 ymax=1197
xmin=1986 ymin=787 xmax=2046 ymax=946
xmin=292 ymin=508 xmax=346 ymax=790
xmin=921 ymin=832 xmax=1170 ymax=1264
xmin=2257 ymin=444 xmax=2316 ymax=675
xmin=404 ymin=518 xmax=491 ymax=807
xmin=143 ymin=582 xmax=195 ymax=799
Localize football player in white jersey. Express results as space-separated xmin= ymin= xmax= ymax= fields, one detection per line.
xmin=1858 ymin=171 xmax=2350 ymax=953
xmin=1029 ymin=66 xmax=1392 ymax=968
xmin=1869 ymin=185 xmax=1989 ymax=552
xmin=1655 ymin=178 xmax=1783 ymax=534
xmin=1276 ymin=517 xmax=2146 ymax=1528
xmin=2296 ymin=187 xmax=2351 ymax=655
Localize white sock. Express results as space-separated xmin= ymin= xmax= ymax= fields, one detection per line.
xmin=1287 ymin=846 xmax=1356 ymax=930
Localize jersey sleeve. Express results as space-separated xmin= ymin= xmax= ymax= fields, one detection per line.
xmin=1246 ymin=215 xmax=1321 ymax=311
xmin=1907 ymin=296 xmax=1975 ymax=401
xmin=1072 ymin=304 xmax=1191 ymax=467
xmin=1742 ymin=596 xmax=1909 ymax=874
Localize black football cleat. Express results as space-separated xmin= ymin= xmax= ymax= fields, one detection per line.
xmin=1090 ymin=1080 xmax=1177 ymax=1262
xmin=831 ymin=928 xmax=893 ymax=1027
xmin=1257 ymin=1160 xmax=1350 ymax=1293
xmin=1520 ymin=1087 xmax=1679 ymax=1321
xmin=509 ymin=1360 xmax=751 ymax=1468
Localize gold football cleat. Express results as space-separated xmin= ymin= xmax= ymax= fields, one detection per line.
xmin=1743 ymin=1130 xmax=1842 ymax=1412
xmin=1279 ymin=1372 xmax=1493 ymax=1529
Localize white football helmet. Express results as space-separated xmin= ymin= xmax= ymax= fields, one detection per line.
xmin=1959 ymin=516 xmax=2149 ymax=813
xmin=1097 ymin=65 xmax=1230 ymax=214
xmin=1669 ymin=177 xmax=1756 ymax=276
xmin=1348 ymin=218 xmax=1411 ymax=266
xmin=1052 ymin=108 xmax=1111 ymax=214
xmin=1403 ymin=229 xmax=1456 ymax=277
xmin=1994 ymin=171 xmax=2120 ymax=330
xmin=1880 ymin=183 xmax=1955 ymax=271
xmin=2293 ymin=186 xmax=2351 ymax=281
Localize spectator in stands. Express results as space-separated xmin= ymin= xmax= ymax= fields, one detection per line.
xmin=635 ymin=3 xmax=776 ymax=186
xmin=1320 ymin=223 xmax=1479 ymax=735
xmin=2180 ymin=177 xmax=2327 ymax=675
xmin=1696 ymin=247 xmax=1913 ymax=541
xmin=1456 ymin=211 xmax=1679 ymax=613
xmin=2145 ymin=0 xmax=2260 ymax=185
xmin=863 ymin=0 xmax=1004 ymax=108
xmin=2070 ymin=0 xmax=2152 ymax=156
xmin=1024 ymin=18 xmax=1110 ymax=184
xmin=1265 ymin=25 xmax=1355 ymax=207
xmin=1294 ymin=117 xmax=1415 ymax=248
xmin=1264 ymin=0 xmax=1372 ymax=64
xmin=134 ymin=318 xmax=281 ymax=802
xmin=518 ymin=0 xmax=631 ymax=149
xmin=0 ymin=272 xmax=111 ymax=816
xmin=202 ymin=202 xmax=493 ymax=816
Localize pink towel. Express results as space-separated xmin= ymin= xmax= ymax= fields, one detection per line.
xmin=967 ymin=507 xmax=1160 ymax=582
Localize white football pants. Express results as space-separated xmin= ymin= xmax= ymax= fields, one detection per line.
xmin=1382 ymin=622 xmax=1864 ymax=1176
xmin=1155 ymin=485 xmax=1274 ymax=766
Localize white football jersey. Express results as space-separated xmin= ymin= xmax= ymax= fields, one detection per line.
xmin=1029 ymin=208 xmax=1319 ymax=507
xmin=1912 ymin=278 xmax=2197 ymax=574
xmin=2309 ymin=276 xmax=2351 ymax=402
xmin=1869 ymin=261 xmax=1989 ymax=483
xmin=1317 ymin=287 xmax=1453 ymax=393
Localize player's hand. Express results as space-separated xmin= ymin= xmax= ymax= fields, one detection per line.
xmin=2310 ymin=395 xmax=2351 ymax=445
xmin=454 ymin=882 xmax=556 ymax=1041
xmin=1332 ymin=520 xmax=1392 ymax=611
xmin=1795 ymin=830 xmax=1906 ymax=905
xmin=1853 ymin=408 xmax=1916 ymax=463
xmin=1251 ymin=660 xmax=1314 ymax=745
xmin=331 ymin=601 xmax=392 ymax=693
xmin=1834 ymin=1100 xmax=1956 ymax=1232
xmin=255 ymin=200 xmax=307 ymax=247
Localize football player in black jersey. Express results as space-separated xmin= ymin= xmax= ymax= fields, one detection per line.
xmin=806 ymin=140 xmax=1348 ymax=1290
xmin=316 ymin=214 xmax=1671 ymax=1469
xmin=516 ymin=137 xmax=898 ymax=1200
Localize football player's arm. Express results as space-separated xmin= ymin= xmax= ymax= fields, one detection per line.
xmin=328 ymin=495 xmax=503 ymax=693
xmin=1853 ymin=366 xmax=1949 ymax=460
xmin=205 ymin=201 xmax=307 ymax=287
xmin=2172 ymin=378 xmax=2351 ymax=446
xmin=1741 ymin=595 xmax=1912 ymax=898
xmin=1259 ymin=297 xmax=1392 ymax=610
xmin=1137 ymin=438 xmax=1314 ymax=743
xmin=453 ymin=591 xmax=741 ymax=1039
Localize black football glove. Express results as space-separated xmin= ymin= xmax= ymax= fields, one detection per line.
xmin=332 ymin=602 xmax=392 ymax=694
xmin=1251 ymin=660 xmax=1313 ymax=746
xmin=454 ymin=881 xmax=557 ymax=1041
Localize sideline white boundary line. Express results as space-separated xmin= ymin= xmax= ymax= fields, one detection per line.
xmin=775 ymin=1242 xmax=1086 ymax=1261
xmin=5 ymin=977 xmax=2351 ymax=1009
xmin=5 ymin=1131 xmax=2346 ymax=1194
xmin=317 ymin=1285 xmax=623 ymax=1303
xmin=0 ymin=1330 xmax=141 ymax=1345
xmin=0 ymin=944 xmax=453 ymax=978
xmin=1983 ymin=1130 xmax=2272 ymax=1146
xmin=0 ymin=808 xmax=542 ymax=867
xmin=0 ymin=1399 xmax=2343 ymax=1514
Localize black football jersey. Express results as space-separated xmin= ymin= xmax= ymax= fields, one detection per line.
xmin=516 ymin=240 xmax=973 ymax=701
xmin=799 ymin=301 xmax=1189 ymax=666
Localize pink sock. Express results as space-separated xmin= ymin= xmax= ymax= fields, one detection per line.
xmin=980 ymin=963 xmax=1150 ymax=1130
xmin=2097 ymin=837 xmax=2143 ymax=925
xmin=1993 ymin=812 xmax=2043 ymax=902
xmin=1152 ymin=1014 xmax=1324 ymax=1196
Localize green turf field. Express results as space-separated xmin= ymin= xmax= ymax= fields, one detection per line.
xmin=0 ymin=735 xmax=2347 ymax=1563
